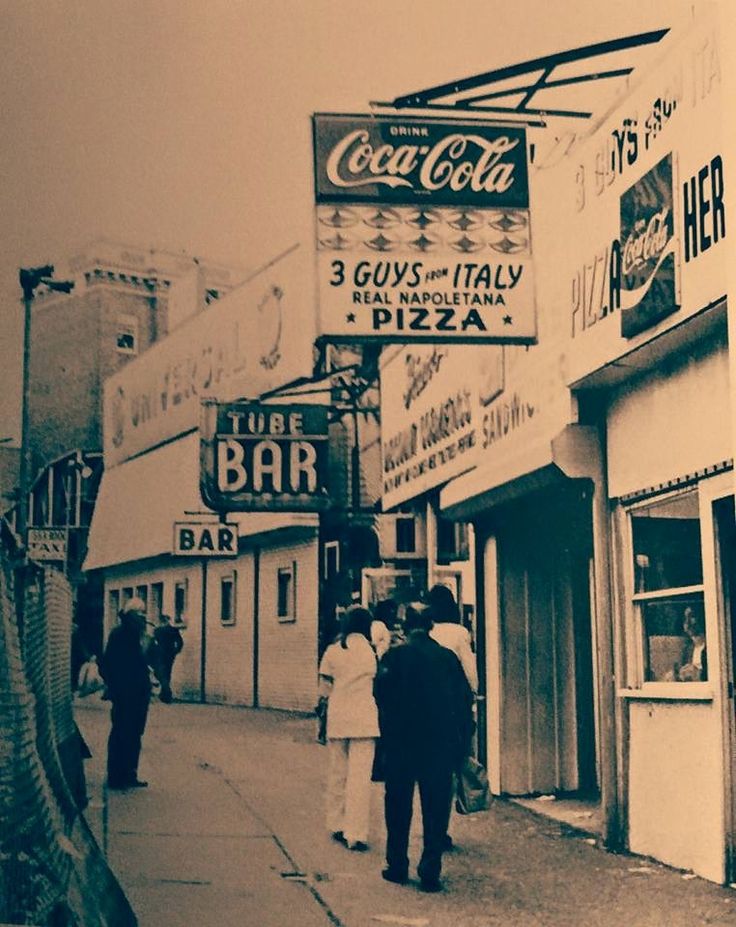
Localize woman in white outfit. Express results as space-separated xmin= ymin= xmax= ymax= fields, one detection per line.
xmin=319 ymin=605 xmax=379 ymax=851
xmin=427 ymin=584 xmax=478 ymax=694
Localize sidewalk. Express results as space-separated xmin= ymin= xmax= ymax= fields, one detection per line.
xmin=76 ymin=697 xmax=736 ymax=927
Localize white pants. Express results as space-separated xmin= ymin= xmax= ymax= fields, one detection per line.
xmin=326 ymin=737 xmax=375 ymax=846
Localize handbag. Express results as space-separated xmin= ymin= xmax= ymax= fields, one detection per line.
xmin=455 ymin=755 xmax=491 ymax=814
xmin=76 ymin=656 xmax=105 ymax=697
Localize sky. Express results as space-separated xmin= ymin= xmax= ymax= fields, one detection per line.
xmin=0 ymin=0 xmax=703 ymax=443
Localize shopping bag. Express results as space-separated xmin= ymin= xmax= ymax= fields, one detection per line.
xmin=455 ymin=756 xmax=491 ymax=814
xmin=76 ymin=656 xmax=105 ymax=697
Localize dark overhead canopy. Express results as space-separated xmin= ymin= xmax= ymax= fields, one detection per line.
xmin=373 ymin=29 xmax=669 ymax=126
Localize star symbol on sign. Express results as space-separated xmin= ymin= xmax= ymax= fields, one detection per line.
xmin=503 ymin=315 xmax=513 ymax=325
xmin=346 ymin=312 xmax=356 ymax=323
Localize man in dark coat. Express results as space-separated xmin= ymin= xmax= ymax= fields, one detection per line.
xmin=149 ymin=613 xmax=184 ymax=703
xmin=374 ymin=602 xmax=474 ymax=892
xmin=100 ymin=597 xmax=152 ymax=789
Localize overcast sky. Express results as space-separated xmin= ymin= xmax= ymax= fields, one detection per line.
xmin=0 ymin=0 xmax=701 ymax=442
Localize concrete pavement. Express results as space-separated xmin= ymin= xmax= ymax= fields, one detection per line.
xmin=75 ymin=696 xmax=736 ymax=927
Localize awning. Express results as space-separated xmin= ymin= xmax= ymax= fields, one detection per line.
xmin=439 ymin=424 xmax=600 ymax=521
xmin=84 ymin=432 xmax=318 ymax=570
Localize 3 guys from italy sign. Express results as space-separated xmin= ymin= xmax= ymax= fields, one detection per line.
xmin=312 ymin=114 xmax=536 ymax=344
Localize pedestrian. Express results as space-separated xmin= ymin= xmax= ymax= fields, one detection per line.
xmin=370 ymin=599 xmax=395 ymax=659
xmin=99 ymin=597 xmax=152 ymax=790
xmin=375 ymin=602 xmax=474 ymax=892
xmin=318 ymin=604 xmax=379 ymax=852
xmin=149 ymin=613 xmax=184 ymax=703
xmin=427 ymin=584 xmax=478 ymax=694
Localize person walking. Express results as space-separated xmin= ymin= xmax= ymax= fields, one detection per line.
xmin=427 ymin=584 xmax=478 ymax=694
xmin=149 ymin=613 xmax=184 ymax=703
xmin=426 ymin=583 xmax=479 ymax=851
xmin=100 ymin=597 xmax=152 ymax=790
xmin=375 ymin=602 xmax=473 ymax=893
xmin=318 ymin=605 xmax=379 ymax=852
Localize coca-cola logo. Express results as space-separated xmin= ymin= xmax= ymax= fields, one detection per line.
xmin=621 ymin=207 xmax=670 ymax=276
xmin=326 ymin=130 xmax=520 ymax=196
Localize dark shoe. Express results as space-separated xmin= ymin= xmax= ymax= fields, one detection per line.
xmin=129 ymin=779 xmax=148 ymax=788
xmin=348 ymin=841 xmax=369 ymax=852
xmin=331 ymin=831 xmax=347 ymax=846
xmin=382 ymin=867 xmax=408 ymax=885
xmin=442 ymin=834 xmax=454 ymax=851
xmin=419 ymin=878 xmax=442 ymax=893
xmin=106 ymin=781 xmax=128 ymax=791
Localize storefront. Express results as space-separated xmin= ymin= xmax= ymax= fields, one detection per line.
xmin=440 ymin=5 xmax=734 ymax=882
xmin=84 ymin=245 xmax=323 ymax=712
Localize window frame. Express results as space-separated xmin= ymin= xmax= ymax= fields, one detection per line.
xmin=220 ymin=572 xmax=237 ymax=627
xmin=115 ymin=314 xmax=139 ymax=355
xmin=276 ymin=562 xmax=297 ymax=623
xmin=623 ymin=487 xmax=709 ymax=695
xmin=174 ymin=578 xmax=189 ymax=628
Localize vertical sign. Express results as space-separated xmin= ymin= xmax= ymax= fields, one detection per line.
xmin=312 ymin=114 xmax=536 ymax=344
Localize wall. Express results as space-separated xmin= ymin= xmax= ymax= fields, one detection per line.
xmin=607 ymin=339 xmax=731 ymax=497
xmin=628 ymin=700 xmax=724 ymax=882
xmin=258 ymin=538 xmax=319 ymax=712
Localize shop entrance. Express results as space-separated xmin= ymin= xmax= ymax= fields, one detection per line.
xmin=716 ymin=495 xmax=736 ymax=881
xmin=495 ymin=483 xmax=598 ymax=801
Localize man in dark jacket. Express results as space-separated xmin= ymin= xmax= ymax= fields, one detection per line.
xmin=149 ymin=613 xmax=184 ymax=703
xmin=374 ymin=602 xmax=474 ymax=892
xmin=100 ymin=597 xmax=152 ymax=789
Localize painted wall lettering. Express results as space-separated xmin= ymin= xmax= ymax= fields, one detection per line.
xmin=682 ymin=155 xmax=726 ymax=262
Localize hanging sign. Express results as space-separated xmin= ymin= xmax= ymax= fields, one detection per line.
xmin=200 ymin=400 xmax=330 ymax=512
xmin=312 ymin=114 xmax=536 ymax=344
xmin=173 ymin=521 xmax=239 ymax=557
xmin=27 ymin=528 xmax=67 ymax=562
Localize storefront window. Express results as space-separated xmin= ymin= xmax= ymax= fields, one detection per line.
xmin=630 ymin=490 xmax=706 ymax=682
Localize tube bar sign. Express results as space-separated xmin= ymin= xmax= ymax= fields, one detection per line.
xmin=200 ymin=400 xmax=330 ymax=512
xmin=312 ymin=113 xmax=536 ymax=344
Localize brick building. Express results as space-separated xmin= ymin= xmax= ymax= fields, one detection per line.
xmin=27 ymin=239 xmax=242 ymax=479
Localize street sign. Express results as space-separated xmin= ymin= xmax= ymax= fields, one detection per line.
xmin=27 ymin=528 xmax=66 ymax=562
xmin=200 ymin=400 xmax=330 ymax=512
xmin=173 ymin=521 xmax=239 ymax=557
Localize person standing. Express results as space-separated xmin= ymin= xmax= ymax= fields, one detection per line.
xmin=149 ymin=613 xmax=184 ymax=703
xmin=100 ymin=597 xmax=152 ymax=790
xmin=318 ymin=605 xmax=379 ymax=852
xmin=375 ymin=602 xmax=473 ymax=892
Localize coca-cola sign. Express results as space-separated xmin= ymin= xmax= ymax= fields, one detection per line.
xmin=616 ymin=153 xmax=678 ymax=339
xmin=313 ymin=114 xmax=528 ymax=208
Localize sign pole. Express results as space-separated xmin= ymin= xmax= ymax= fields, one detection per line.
xmin=200 ymin=558 xmax=208 ymax=704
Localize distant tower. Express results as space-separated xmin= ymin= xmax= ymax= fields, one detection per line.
xmin=27 ymin=239 xmax=243 ymax=478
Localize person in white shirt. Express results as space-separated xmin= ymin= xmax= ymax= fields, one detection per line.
xmin=318 ymin=606 xmax=380 ymax=851
xmin=427 ymin=584 xmax=478 ymax=694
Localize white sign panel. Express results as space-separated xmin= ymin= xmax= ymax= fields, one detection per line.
xmin=381 ymin=344 xmax=498 ymax=509
xmin=173 ymin=521 xmax=239 ymax=557
xmin=28 ymin=528 xmax=66 ymax=562
xmin=103 ymin=245 xmax=314 ymax=467
xmin=566 ymin=10 xmax=725 ymax=384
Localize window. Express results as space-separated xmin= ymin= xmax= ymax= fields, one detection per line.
xmin=135 ymin=585 xmax=148 ymax=612
xmin=323 ymin=541 xmax=340 ymax=581
xmin=116 ymin=314 xmax=138 ymax=355
xmin=395 ymin=515 xmax=416 ymax=554
xmin=150 ymin=582 xmax=164 ymax=624
xmin=630 ymin=490 xmax=706 ymax=683
xmin=122 ymin=586 xmax=134 ymax=605
xmin=174 ymin=579 xmax=188 ymax=627
xmin=220 ymin=573 xmax=237 ymax=626
xmin=108 ymin=588 xmax=120 ymax=625
xmin=277 ymin=563 xmax=297 ymax=622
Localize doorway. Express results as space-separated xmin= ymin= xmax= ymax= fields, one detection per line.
xmin=495 ymin=482 xmax=598 ymax=799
